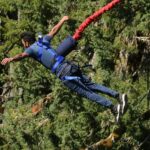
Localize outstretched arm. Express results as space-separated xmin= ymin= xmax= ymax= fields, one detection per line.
xmin=1 ymin=52 xmax=29 ymax=65
xmin=48 ymin=16 xmax=69 ymax=37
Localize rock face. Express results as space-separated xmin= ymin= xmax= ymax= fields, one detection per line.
xmin=115 ymin=36 xmax=150 ymax=81
xmin=0 ymin=105 xmax=4 ymax=114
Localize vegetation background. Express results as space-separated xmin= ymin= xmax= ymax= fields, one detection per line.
xmin=0 ymin=0 xmax=150 ymax=149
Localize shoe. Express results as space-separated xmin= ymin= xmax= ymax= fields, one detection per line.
xmin=119 ymin=94 xmax=128 ymax=115
xmin=111 ymin=104 xmax=121 ymax=123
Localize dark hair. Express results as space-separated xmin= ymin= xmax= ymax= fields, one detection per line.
xmin=20 ymin=31 xmax=36 ymax=44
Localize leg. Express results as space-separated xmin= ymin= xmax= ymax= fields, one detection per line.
xmin=63 ymin=79 xmax=123 ymax=122
xmin=56 ymin=36 xmax=77 ymax=57
xmin=84 ymin=77 xmax=128 ymax=116
xmin=81 ymin=75 xmax=119 ymax=98
xmin=63 ymin=79 xmax=113 ymax=108
xmin=86 ymin=82 xmax=119 ymax=98
xmin=92 ymin=82 xmax=128 ymax=115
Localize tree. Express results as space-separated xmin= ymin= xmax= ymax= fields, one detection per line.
xmin=0 ymin=0 xmax=150 ymax=149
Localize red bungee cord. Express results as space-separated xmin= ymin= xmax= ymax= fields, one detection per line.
xmin=73 ymin=0 xmax=121 ymax=40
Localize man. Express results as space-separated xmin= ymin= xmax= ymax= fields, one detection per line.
xmin=1 ymin=0 xmax=127 ymax=122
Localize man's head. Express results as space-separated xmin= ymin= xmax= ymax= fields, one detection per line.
xmin=20 ymin=31 xmax=36 ymax=48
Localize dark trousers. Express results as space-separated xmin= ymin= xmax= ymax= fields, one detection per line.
xmin=63 ymin=75 xmax=119 ymax=108
xmin=56 ymin=62 xmax=119 ymax=108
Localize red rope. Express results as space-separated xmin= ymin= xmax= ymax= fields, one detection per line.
xmin=73 ymin=0 xmax=121 ymax=40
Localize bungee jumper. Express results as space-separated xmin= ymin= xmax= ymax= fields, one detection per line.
xmin=1 ymin=0 xmax=127 ymax=122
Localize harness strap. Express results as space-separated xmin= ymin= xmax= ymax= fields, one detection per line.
xmin=36 ymin=41 xmax=64 ymax=72
xmin=51 ymin=56 xmax=64 ymax=73
xmin=62 ymin=76 xmax=81 ymax=80
xmin=37 ymin=42 xmax=44 ymax=61
xmin=37 ymin=46 xmax=43 ymax=61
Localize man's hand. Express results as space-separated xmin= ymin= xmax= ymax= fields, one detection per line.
xmin=48 ymin=16 xmax=70 ymax=37
xmin=1 ymin=58 xmax=13 ymax=65
xmin=61 ymin=16 xmax=69 ymax=22
xmin=1 ymin=53 xmax=29 ymax=65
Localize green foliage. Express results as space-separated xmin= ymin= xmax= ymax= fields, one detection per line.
xmin=0 ymin=0 xmax=150 ymax=149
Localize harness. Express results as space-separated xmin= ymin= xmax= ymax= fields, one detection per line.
xmin=36 ymin=37 xmax=64 ymax=73
xmin=36 ymin=35 xmax=84 ymax=82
